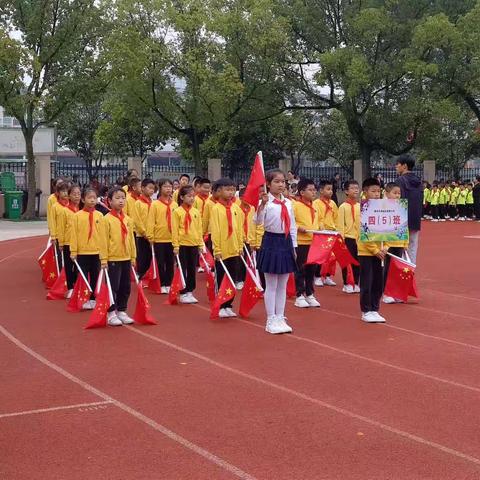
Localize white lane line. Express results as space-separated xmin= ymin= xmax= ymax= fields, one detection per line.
xmin=126 ymin=324 xmax=480 ymax=468
xmin=0 ymin=401 xmax=112 ymax=419
xmin=0 ymin=325 xmax=256 ymax=480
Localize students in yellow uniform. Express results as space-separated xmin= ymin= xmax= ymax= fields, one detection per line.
xmin=49 ymin=183 xmax=70 ymax=263
xmin=125 ymin=177 xmax=141 ymax=219
xmin=313 ymin=179 xmax=339 ymax=287
xmin=429 ymin=184 xmax=440 ymax=221
xmin=134 ymin=178 xmax=155 ymax=279
xmin=438 ymin=182 xmax=448 ymax=221
xmin=193 ymin=178 xmax=211 ymax=216
xmin=70 ymin=188 xmax=106 ymax=310
xmin=47 ymin=178 xmax=65 ymax=237
xmin=202 ymin=184 xmax=221 ymax=255
xmin=337 ymin=180 xmax=361 ymax=294
xmin=449 ymin=182 xmax=459 ymax=220
xmin=236 ymin=188 xmax=256 ymax=288
xmin=466 ymin=183 xmax=474 ymax=220
xmin=172 ymin=174 xmax=191 ymax=204
xmin=101 ymin=187 xmax=137 ymax=326
xmin=422 ymin=181 xmax=431 ymax=219
xmin=210 ymin=178 xmax=244 ymax=318
xmin=147 ymin=178 xmax=177 ymax=294
xmin=172 ymin=185 xmax=204 ymax=304
xmin=457 ymin=183 xmax=468 ymax=220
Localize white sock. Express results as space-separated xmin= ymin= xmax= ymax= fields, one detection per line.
xmin=264 ymin=273 xmax=279 ymax=317
xmin=274 ymin=274 xmax=289 ymax=317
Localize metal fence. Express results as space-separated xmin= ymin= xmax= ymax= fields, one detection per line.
xmin=221 ymin=160 xmax=279 ymax=185
xmin=51 ymin=162 xmax=128 ymax=187
xmin=143 ymin=163 xmax=196 ymax=181
xmin=0 ymin=161 xmax=28 ymax=189
xmin=371 ymin=166 xmax=423 ymax=184
xmin=297 ymin=165 xmax=353 ymax=183
xmin=436 ymin=167 xmax=480 ymax=182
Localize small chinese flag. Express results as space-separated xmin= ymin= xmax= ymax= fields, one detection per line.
xmin=166 ymin=267 xmax=184 ymax=305
xmin=286 ymin=272 xmax=296 ymax=298
xmin=321 ymin=253 xmax=337 ymax=277
xmin=38 ymin=244 xmax=58 ymax=288
xmin=85 ymin=282 xmax=110 ymax=329
xmin=346 ymin=264 xmax=355 ymax=287
xmin=239 ymin=270 xmax=263 ymax=318
xmin=133 ymin=283 xmax=157 ymax=325
xmin=67 ymin=275 xmax=91 ymax=313
xmin=306 ymin=234 xmax=337 ymax=265
xmin=210 ymin=275 xmax=236 ymax=319
xmin=332 ymin=236 xmax=359 ymax=268
xmin=384 ymin=256 xmax=419 ymax=303
xmin=242 ymin=152 xmax=265 ymax=209
xmin=142 ymin=261 xmax=154 ymax=288
xmin=205 ymin=268 xmax=216 ymax=302
xmin=200 ymin=249 xmax=215 ymax=270
xmin=46 ymin=268 xmax=67 ymax=300
xmin=148 ymin=263 xmax=162 ymax=294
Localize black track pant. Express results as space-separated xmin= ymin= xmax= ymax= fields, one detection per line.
xmin=137 ymin=237 xmax=152 ymax=279
xmin=341 ymin=238 xmax=360 ymax=286
xmin=215 ymin=256 xmax=238 ymax=309
xmin=179 ymin=246 xmax=198 ymax=294
xmin=76 ymin=254 xmax=100 ymax=300
xmin=154 ymin=242 xmax=174 ymax=287
xmin=359 ymin=256 xmax=383 ymax=313
xmin=107 ymin=260 xmax=131 ymax=312
xmin=63 ymin=245 xmax=78 ymax=290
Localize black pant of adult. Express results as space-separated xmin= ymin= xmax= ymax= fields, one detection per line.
xmin=76 ymin=254 xmax=100 ymax=300
xmin=136 ymin=237 xmax=152 ymax=279
xmin=466 ymin=204 xmax=474 ymax=219
xmin=63 ymin=245 xmax=78 ymax=290
xmin=107 ymin=260 xmax=131 ymax=312
xmin=179 ymin=246 xmax=198 ymax=294
xmin=295 ymin=244 xmax=315 ymax=297
xmin=474 ymin=201 xmax=480 ymax=220
xmin=154 ymin=242 xmax=174 ymax=287
xmin=215 ymin=256 xmax=238 ymax=309
xmin=383 ymin=246 xmax=404 ymax=289
xmin=359 ymin=255 xmax=383 ymax=313
xmin=341 ymin=237 xmax=360 ymax=286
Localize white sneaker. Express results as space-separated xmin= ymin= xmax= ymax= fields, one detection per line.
xmin=82 ymin=300 xmax=95 ymax=310
xmin=323 ymin=277 xmax=336 ymax=286
xmin=65 ymin=289 xmax=73 ymax=299
xmin=197 ymin=267 xmax=205 ymax=273
xmin=305 ymin=295 xmax=321 ymax=307
xmin=219 ymin=308 xmax=230 ymax=318
xmin=277 ymin=315 xmax=293 ymax=333
xmin=165 ymin=286 xmax=171 ymax=293
xmin=187 ymin=292 xmax=198 ymax=303
xmin=459 ymin=217 xmax=466 ymax=221
xmin=467 ymin=217 xmax=473 ymax=221
xmin=117 ymin=311 xmax=134 ymax=325
xmin=449 ymin=218 xmax=455 ymax=222
xmin=265 ymin=315 xmax=292 ymax=334
xmin=294 ymin=295 xmax=310 ymax=308
xmin=354 ymin=285 xmax=360 ymax=293
xmin=235 ymin=282 xmax=244 ymax=290
xmin=383 ymin=295 xmax=396 ymax=304
xmin=361 ymin=312 xmax=379 ymax=323
xmin=370 ymin=311 xmax=386 ymax=322
xmin=160 ymin=286 xmax=168 ymax=294
xmin=342 ymin=285 xmax=354 ymax=294
xmin=179 ymin=293 xmax=191 ymax=304
xmin=440 ymin=219 xmax=446 ymax=222
xmin=431 ymin=219 xmax=439 ymax=222
xmin=107 ymin=312 xmax=123 ymax=326
xmin=314 ymin=277 xmax=323 ymax=287
xmin=225 ymin=307 xmax=237 ymax=317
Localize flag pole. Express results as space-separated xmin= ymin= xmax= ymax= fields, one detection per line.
xmin=386 ymin=251 xmax=416 ymax=268
xmin=199 ymin=252 xmax=211 ymax=273
xmin=104 ymin=269 xmax=115 ymax=306
xmin=240 ymin=255 xmax=263 ymax=291
xmin=38 ymin=238 xmax=52 ymax=261
xmin=73 ymin=259 xmax=93 ymax=292
xmin=54 ymin=243 xmax=60 ymax=276
xmin=95 ymin=268 xmax=104 ymax=295
xmin=131 ymin=265 xmax=139 ymax=285
xmin=150 ymin=244 xmax=157 ymax=279
xmin=243 ymin=244 xmax=255 ymax=267
xmin=219 ymin=258 xmax=236 ymax=288
xmin=175 ymin=254 xmax=186 ymax=289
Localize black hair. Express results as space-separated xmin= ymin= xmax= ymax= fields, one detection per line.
xmin=362 ymin=178 xmax=381 ymax=190
xmin=68 ymin=183 xmax=81 ymax=195
xmin=396 ymin=154 xmax=415 ymax=171
xmin=265 ymin=169 xmax=285 ymax=185
xmin=318 ymin=179 xmax=333 ymax=189
xmin=108 ymin=186 xmax=126 ymax=200
xmin=297 ymin=178 xmax=315 ymax=194
xmin=179 ymin=173 xmax=191 ymax=181
xmin=239 ymin=187 xmax=246 ymax=197
xmin=56 ymin=182 xmax=69 ymax=193
xmin=158 ymin=178 xmax=173 ymax=191
xmin=343 ymin=179 xmax=359 ymax=191
xmin=126 ymin=168 xmax=138 ymax=178
xmin=98 ymin=185 xmax=109 ymax=197
xmin=141 ymin=178 xmax=155 ymax=188
xmin=177 ymin=185 xmax=194 ymax=205
xmin=214 ymin=177 xmax=236 ymax=188
xmin=82 ymin=187 xmax=97 ymax=198
xmin=129 ymin=177 xmax=141 ymax=189
xmin=385 ymin=182 xmax=399 ymax=192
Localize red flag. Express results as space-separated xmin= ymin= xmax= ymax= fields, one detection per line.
xmin=166 ymin=267 xmax=184 ymax=305
xmin=133 ymin=283 xmax=157 ymax=325
xmin=46 ymin=268 xmax=67 ymax=300
xmin=200 ymin=249 xmax=215 ymax=270
xmin=332 ymin=236 xmax=359 ymax=268
xmin=210 ymin=275 xmax=236 ymax=319
xmin=321 ymin=253 xmax=337 ymax=277
xmin=148 ymin=261 xmax=162 ymax=294
xmin=85 ymin=282 xmax=110 ymax=329
xmin=239 ymin=270 xmax=263 ymax=318
xmin=242 ymin=152 xmax=265 ymax=209
xmin=38 ymin=244 xmax=58 ymax=288
xmin=67 ymin=275 xmax=91 ymax=312
xmin=286 ymin=272 xmax=296 ymax=298
xmin=142 ymin=261 xmax=153 ymax=288
xmin=384 ymin=256 xmax=419 ymax=303
xmin=306 ymin=234 xmax=337 ymax=265
xmin=346 ymin=264 xmax=355 ymax=286
xmin=205 ymin=269 xmax=216 ymax=302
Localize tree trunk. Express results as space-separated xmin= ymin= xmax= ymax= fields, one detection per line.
xmin=22 ymin=129 xmax=37 ymax=220
xmin=191 ymin=130 xmax=205 ymax=176
xmin=360 ymin=142 xmax=372 ymax=180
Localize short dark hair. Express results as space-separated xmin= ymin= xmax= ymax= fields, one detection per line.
xmin=385 ymin=182 xmax=399 ymax=192
xmin=158 ymin=178 xmax=172 ymax=190
xmin=318 ymin=179 xmax=333 ymax=189
xmin=68 ymin=184 xmax=81 ymax=195
xmin=56 ymin=182 xmax=69 ymax=193
xmin=196 ymin=177 xmax=211 ymax=187
xmin=214 ymin=177 xmax=236 ymax=189
xmin=239 ymin=187 xmax=246 ymax=197
xmin=297 ymin=178 xmax=315 ymax=194
xmin=396 ymin=154 xmax=415 ymax=171
xmin=82 ymin=187 xmax=97 ymax=198
xmin=177 ymin=185 xmax=194 ymax=205
xmin=362 ymin=178 xmax=381 ymax=189
xmin=179 ymin=174 xmax=190 ymax=181
xmin=129 ymin=177 xmax=141 ymax=189
xmin=108 ymin=186 xmax=126 ymax=200
xmin=343 ymin=180 xmax=359 ymax=191
xmin=265 ymin=169 xmax=285 ymax=185
xmin=141 ymin=178 xmax=155 ymax=188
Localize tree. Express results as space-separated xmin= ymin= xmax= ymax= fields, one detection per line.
xmin=0 ymin=0 xmax=104 ymax=218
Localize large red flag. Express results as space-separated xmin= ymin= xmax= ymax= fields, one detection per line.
xmin=46 ymin=268 xmax=67 ymax=300
xmin=166 ymin=267 xmax=184 ymax=305
xmin=306 ymin=233 xmax=337 ymax=265
xmin=205 ymin=268 xmax=216 ymax=302
xmin=286 ymin=272 xmax=296 ymax=298
xmin=210 ymin=275 xmax=236 ymax=319
xmin=239 ymin=269 xmax=263 ymax=318
xmin=85 ymin=282 xmax=110 ymax=329
xmin=332 ymin=236 xmax=359 ymax=268
xmin=67 ymin=275 xmax=91 ymax=312
xmin=242 ymin=152 xmax=265 ymax=209
xmin=38 ymin=243 xmax=58 ymax=288
xmin=133 ymin=283 xmax=157 ymax=325
xmin=384 ymin=256 xmax=419 ymax=303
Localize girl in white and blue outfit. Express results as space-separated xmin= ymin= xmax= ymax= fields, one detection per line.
xmin=255 ymin=169 xmax=297 ymax=334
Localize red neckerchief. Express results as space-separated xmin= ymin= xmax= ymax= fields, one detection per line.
xmin=298 ymin=199 xmax=315 ymax=223
xmin=82 ymin=207 xmax=95 ymax=240
xmin=182 ymin=204 xmax=192 ymax=234
xmin=240 ymin=203 xmax=251 ymax=237
xmin=159 ymin=198 xmax=173 ymax=232
xmin=110 ymin=209 xmax=128 ymax=246
xmin=346 ymin=199 xmax=357 ymax=222
xmin=130 ymin=191 xmax=140 ymax=201
xmin=58 ymin=198 xmax=69 ymax=207
xmin=321 ymin=198 xmax=333 ymax=215
xmin=218 ymin=199 xmax=233 ymax=238
xmin=196 ymin=193 xmax=209 ymax=215
xmin=139 ymin=195 xmax=152 ymax=210
xmin=67 ymin=203 xmax=79 ymax=213
xmin=272 ymin=198 xmax=291 ymax=237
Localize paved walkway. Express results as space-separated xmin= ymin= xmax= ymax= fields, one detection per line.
xmin=0 ymin=220 xmax=48 ymax=241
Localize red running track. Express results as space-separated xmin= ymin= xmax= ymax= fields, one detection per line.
xmin=1 ymin=222 xmax=480 ymax=479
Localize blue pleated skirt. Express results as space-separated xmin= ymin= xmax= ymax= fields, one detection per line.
xmin=257 ymin=232 xmax=297 ymax=274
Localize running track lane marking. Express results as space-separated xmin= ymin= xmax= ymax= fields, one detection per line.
xmin=190 ymin=304 xmax=480 ymax=392
xmin=0 ymin=325 xmax=257 ymax=480
xmin=0 ymin=247 xmax=38 ymax=264
xmin=420 ymin=287 xmax=480 ymax=304
xmin=124 ymin=325 xmax=480 ymax=468
xmin=0 ymin=401 xmax=112 ymax=419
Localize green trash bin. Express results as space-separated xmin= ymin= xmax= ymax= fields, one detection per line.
xmin=4 ymin=191 xmax=23 ymax=219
